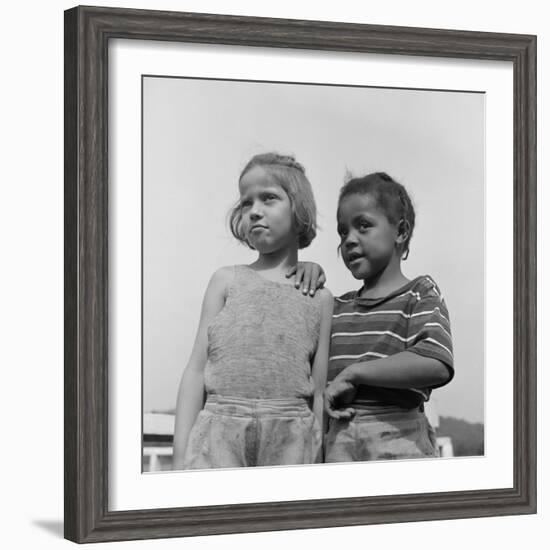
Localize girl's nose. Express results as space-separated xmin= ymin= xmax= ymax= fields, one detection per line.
xmin=249 ymin=201 xmax=263 ymax=219
xmin=343 ymin=231 xmax=359 ymax=247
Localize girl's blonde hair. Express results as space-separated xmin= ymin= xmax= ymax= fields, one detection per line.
xmin=229 ymin=153 xmax=317 ymax=249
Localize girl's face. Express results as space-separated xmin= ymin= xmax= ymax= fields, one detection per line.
xmin=337 ymin=192 xmax=400 ymax=281
xmin=239 ymin=166 xmax=296 ymax=254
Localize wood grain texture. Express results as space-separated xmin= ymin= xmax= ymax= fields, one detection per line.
xmin=64 ymin=5 xmax=537 ymax=543
xmin=64 ymin=6 xmax=78 ymax=542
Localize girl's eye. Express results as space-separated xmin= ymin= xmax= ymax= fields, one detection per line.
xmin=358 ymin=220 xmax=372 ymax=231
xmin=240 ymin=200 xmax=252 ymax=209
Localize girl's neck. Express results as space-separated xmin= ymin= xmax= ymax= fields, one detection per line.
xmin=250 ymin=246 xmax=298 ymax=274
xmin=359 ymin=260 xmax=409 ymax=299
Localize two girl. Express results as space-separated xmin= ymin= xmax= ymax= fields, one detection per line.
xmin=173 ymin=156 xmax=453 ymax=470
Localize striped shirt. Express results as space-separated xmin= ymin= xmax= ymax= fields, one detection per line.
xmin=329 ymin=275 xmax=454 ymax=409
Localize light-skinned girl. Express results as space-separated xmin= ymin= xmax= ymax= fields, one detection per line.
xmin=324 ymin=172 xmax=454 ymax=462
xmin=172 ymin=153 xmax=333 ymax=470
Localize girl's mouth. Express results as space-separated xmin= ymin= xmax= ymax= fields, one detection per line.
xmin=250 ymin=224 xmax=267 ymax=232
xmin=346 ymin=252 xmax=363 ymax=264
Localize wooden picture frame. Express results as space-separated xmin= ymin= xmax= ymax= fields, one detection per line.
xmin=64 ymin=5 xmax=536 ymax=543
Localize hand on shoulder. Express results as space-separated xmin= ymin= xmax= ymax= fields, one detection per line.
xmin=286 ymin=261 xmax=327 ymax=296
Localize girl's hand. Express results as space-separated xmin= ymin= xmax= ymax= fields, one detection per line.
xmin=324 ymin=378 xmax=357 ymax=420
xmin=286 ymin=262 xmax=326 ymax=296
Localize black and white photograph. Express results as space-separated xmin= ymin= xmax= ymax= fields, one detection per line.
xmin=2 ymin=0 xmax=545 ymax=545
xmin=56 ymin=3 xmax=538 ymax=545
xmin=141 ymin=76 xmax=485 ymax=473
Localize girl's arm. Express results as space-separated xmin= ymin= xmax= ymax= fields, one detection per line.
xmin=325 ymin=353 xmax=450 ymax=420
xmin=172 ymin=267 xmax=232 ymax=470
xmin=310 ymin=288 xmax=333 ymax=433
xmin=326 ymin=279 xmax=454 ymax=418
xmin=334 ymin=351 xmax=450 ymax=390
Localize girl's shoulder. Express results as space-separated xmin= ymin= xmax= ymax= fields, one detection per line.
xmin=318 ymin=286 xmax=333 ymax=299
xmin=333 ymin=290 xmax=357 ymax=306
xmin=211 ymin=265 xmax=237 ymax=283
xmin=409 ymin=275 xmax=445 ymax=300
xmin=207 ymin=265 xmax=237 ymax=295
xmin=335 ymin=289 xmax=357 ymax=301
xmin=317 ymin=286 xmax=334 ymax=307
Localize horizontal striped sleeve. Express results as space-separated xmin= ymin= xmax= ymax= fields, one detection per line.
xmin=328 ymin=290 xmax=412 ymax=381
xmin=407 ymin=281 xmax=454 ymax=387
xmin=328 ymin=277 xmax=454 ymax=407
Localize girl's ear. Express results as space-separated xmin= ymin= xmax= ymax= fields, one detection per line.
xmin=395 ymin=219 xmax=410 ymax=245
xmin=396 ymin=219 xmax=411 ymax=260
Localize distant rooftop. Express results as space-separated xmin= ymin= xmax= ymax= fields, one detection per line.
xmin=144 ymin=412 xmax=174 ymax=436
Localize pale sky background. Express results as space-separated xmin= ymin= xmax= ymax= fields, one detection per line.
xmin=143 ymin=76 xmax=485 ymax=423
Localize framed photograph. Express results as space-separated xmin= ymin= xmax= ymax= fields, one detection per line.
xmin=64 ymin=5 xmax=536 ymax=543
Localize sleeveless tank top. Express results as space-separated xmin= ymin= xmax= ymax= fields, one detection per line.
xmin=204 ymin=265 xmax=323 ymax=399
